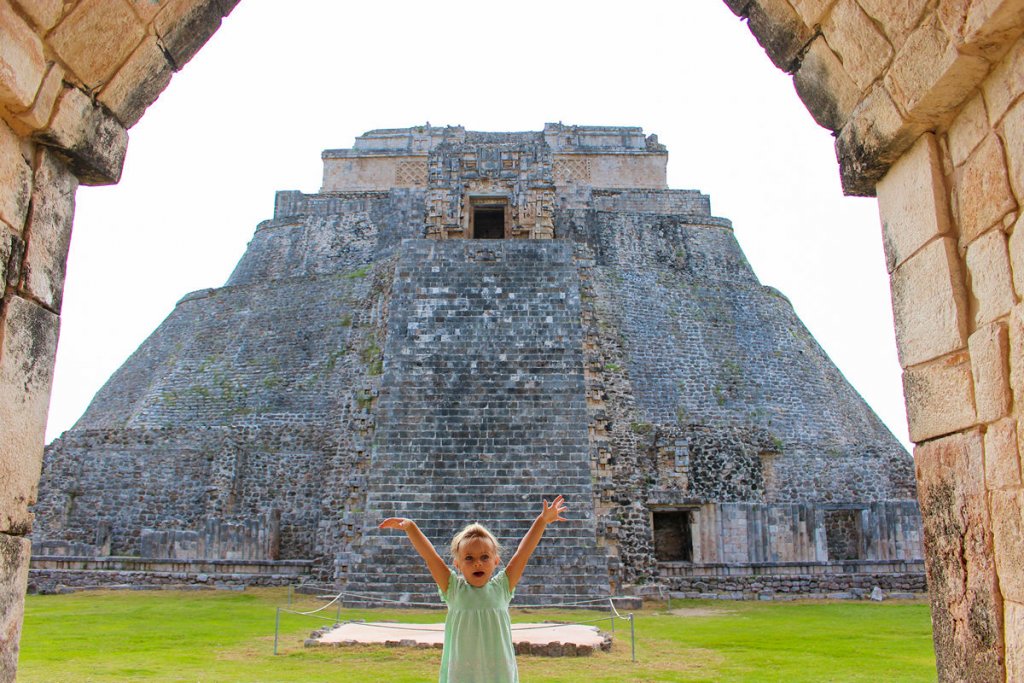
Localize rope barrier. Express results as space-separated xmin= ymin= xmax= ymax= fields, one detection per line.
xmin=275 ymin=587 xmax=637 ymax=662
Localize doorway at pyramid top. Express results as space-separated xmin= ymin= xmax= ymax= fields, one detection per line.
xmin=470 ymin=197 xmax=508 ymax=239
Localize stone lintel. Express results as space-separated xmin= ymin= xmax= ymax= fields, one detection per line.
xmin=32 ymin=86 xmax=127 ymax=186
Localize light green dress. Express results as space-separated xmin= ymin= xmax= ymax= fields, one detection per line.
xmin=438 ymin=569 xmax=517 ymax=683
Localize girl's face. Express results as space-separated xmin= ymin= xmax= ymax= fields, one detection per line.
xmin=454 ymin=537 xmax=500 ymax=587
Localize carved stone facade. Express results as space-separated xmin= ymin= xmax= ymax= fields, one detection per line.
xmin=321 ymin=124 xmax=667 ymax=242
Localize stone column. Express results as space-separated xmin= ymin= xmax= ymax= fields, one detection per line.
xmin=725 ymin=1 xmax=1024 ymax=679
xmin=0 ymin=1 xmax=239 ymax=679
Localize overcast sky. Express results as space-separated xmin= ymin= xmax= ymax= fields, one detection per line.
xmin=45 ymin=0 xmax=909 ymax=449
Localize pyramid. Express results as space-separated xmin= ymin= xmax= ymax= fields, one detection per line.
xmin=32 ymin=124 xmax=923 ymax=601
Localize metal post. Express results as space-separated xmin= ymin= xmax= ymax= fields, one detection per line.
xmin=610 ymin=599 xmax=615 ymax=634
xmin=336 ymin=597 xmax=342 ymax=625
xmin=629 ymin=613 xmax=636 ymax=663
xmin=274 ymin=608 xmax=281 ymax=656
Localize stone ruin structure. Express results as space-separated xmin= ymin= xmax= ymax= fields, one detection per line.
xmin=3 ymin=2 xmax=1024 ymax=681
xmin=31 ymin=124 xmax=924 ymax=605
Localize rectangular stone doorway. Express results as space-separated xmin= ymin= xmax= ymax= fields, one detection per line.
xmin=653 ymin=509 xmax=694 ymax=562
xmin=470 ymin=199 xmax=507 ymax=239
xmin=824 ymin=508 xmax=865 ymax=561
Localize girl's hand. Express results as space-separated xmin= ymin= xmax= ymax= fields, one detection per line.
xmin=540 ymin=495 xmax=568 ymax=524
xmin=379 ymin=517 xmax=414 ymax=530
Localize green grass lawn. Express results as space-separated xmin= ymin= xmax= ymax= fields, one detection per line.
xmin=18 ymin=588 xmax=937 ymax=682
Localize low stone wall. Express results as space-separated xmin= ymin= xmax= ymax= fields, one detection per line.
xmin=28 ymin=556 xmax=312 ymax=592
xmin=659 ymin=558 xmax=925 ymax=577
xmin=655 ymin=560 xmax=926 ymax=600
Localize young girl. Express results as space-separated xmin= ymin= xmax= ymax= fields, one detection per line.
xmin=379 ymin=495 xmax=568 ymax=683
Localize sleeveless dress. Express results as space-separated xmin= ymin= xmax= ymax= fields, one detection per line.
xmin=438 ymin=569 xmax=518 ymax=683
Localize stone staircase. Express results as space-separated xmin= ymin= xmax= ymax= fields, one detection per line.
xmin=343 ymin=239 xmax=609 ymax=606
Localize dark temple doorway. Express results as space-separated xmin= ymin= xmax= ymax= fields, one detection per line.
xmin=653 ymin=509 xmax=694 ymax=562
xmin=473 ymin=206 xmax=505 ymax=239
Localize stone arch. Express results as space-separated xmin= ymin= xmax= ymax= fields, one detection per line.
xmin=1 ymin=1 xmax=1022 ymax=680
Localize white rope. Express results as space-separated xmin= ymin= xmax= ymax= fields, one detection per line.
xmin=297 ymin=587 xmax=628 ymax=612
xmin=284 ymin=590 xmax=633 ymax=632
xmin=291 ymin=591 xmax=344 ymax=615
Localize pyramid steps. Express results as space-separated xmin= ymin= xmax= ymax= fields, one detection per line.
xmin=345 ymin=240 xmax=609 ymax=605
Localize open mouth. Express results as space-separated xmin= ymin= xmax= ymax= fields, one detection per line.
xmin=473 ymin=571 xmax=485 ymax=578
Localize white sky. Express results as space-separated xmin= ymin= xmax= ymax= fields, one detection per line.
xmin=45 ymin=0 xmax=910 ymax=449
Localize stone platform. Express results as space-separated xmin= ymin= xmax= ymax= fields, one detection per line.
xmin=308 ymin=621 xmax=612 ymax=656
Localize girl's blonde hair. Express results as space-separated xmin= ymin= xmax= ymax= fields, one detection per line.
xmin=450 ymin=523 xmax=503 ymax=562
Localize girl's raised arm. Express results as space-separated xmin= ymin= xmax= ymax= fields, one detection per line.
xmin=379 ymin=518 xmax=451 ymax=593
xmin=504 ymin=495 xmax=567 ymax=590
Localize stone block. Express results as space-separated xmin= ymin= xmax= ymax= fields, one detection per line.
xmin=965 ymin=228 xmax=1016 ymax=325
xmin=885 ymin=15 xmax=991 ymax=125
xmin=856 ymin=0 xmax=930 ymax=47
xmin=835 ymin=84 xmax=927 ymax=195
xmin=0 ymin=0 xmax=45 ymax=111
xmin=947 ymin=93 xmax=990 ymax=168
xmin=24 ymin=149 xmax=78 ymax=312
xmin=48 ymin=0 xmax=145 ymax=90
xmin=722 ymin=0 xmax=751 ymax=16
xmin=915 ymin=430 xmax=1004 ymax=682
xmin=903 ymin=352 xmax=976 ymax=442
xmin=98 ymin=36 xmax=173 ymax=128
xmin=0 ymin=533 xmax=30 ymax=682
xmin=0 ymin=295 xmax=59 ymax=534
xmin=991 ymin=489 xmax=1024 ymax=602
xmin=1010 ymin=213 xmax=1024 ymax=295
xmin=983 ymin=33 xmax=1024 ymax=126
xmin=11 ymin=0 xmax=63 ymax=30
xmin=793 ymin=35 xmax=861 ymax=130
xmin=1007 ymin=599 xmax=1024 ymax=683
xmin=955 ymin=134 xmax=1017 ymax=244
xmin=876 ymin=134 xmax=952 ymax=272
xmin=0 ymin=228 xmax=8 ymax=285
xmin=987 ymin=417 xmax=1022 ymax=489
xmin=890 ymin=237 xmax=969 ymax=367
xmin=1002 ymin=97 xmax=1024 ymax=205
xmin=33 ymin=86 xmax=127 ymax=185
xmin=969 ymin=322 xmax=1011 ymax=423
xmin=0 ymin=120 xmax=29 ymax=232
xmin=823 ymin=0 xmax=893 ymax=90
xmin=1009 ymin=303 xmax=1024 ymax=404
xmin=789 ymin=0 xmax=835 ymax=26
xmin=938 ymin=0 xmax=1024 ymax=60
xmin=128 ymin=0 xmax=164 ymax=22
xmin=745 ymin=0 xmax=815 ymax=72
xmin=155 ymin=0 xmax=237 ymax=70
xmin=13 ymin=62 xmax=63 ymax=133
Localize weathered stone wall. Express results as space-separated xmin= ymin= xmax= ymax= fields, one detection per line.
xmin=575 ymin=189 xmax=712 ymax=215
xmin=660 ymin=568 xmax=927 ymax=599
xmin=36 ymin=428 xmax=336 ymax=560
xmin=0 ymin=1 xmax=239 ymax=679
xmin=726 ymin=0 xmax=1024 ymax=677
xmin=566 ymin=204 xmax=918 ymax=588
